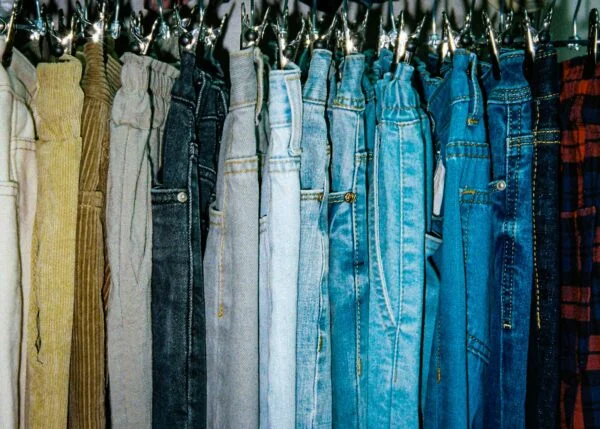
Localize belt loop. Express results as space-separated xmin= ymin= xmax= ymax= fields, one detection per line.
xmin=287 ymin=70 xmax=302 ymax=156
xmin=468 ymin=52 xmax=482 ymax=125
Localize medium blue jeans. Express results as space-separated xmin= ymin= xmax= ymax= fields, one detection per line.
xmin=367 ymin=62 xmax=429 ymax=427
xmin=328 ymin=54 xmax=369 ymax=429
xmin=422 ymin=51 xmax=493 ymax=428
xmin=483 ymin=51 xmax=534 ymax=429
xmin=296 ymin=49 xmax=333 ymax=429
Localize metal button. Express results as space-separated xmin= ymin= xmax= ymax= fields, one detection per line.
xmin=344 ymin=192 xmax=356 ymax=203
xmin=177 ymin=191 xmax=188 ymax=203
xmin=496 ymin=180 xmax=507 ymax=191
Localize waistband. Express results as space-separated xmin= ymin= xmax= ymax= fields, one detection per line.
xmin=81 ymin=42 xmax=112 ymax=104
xmin=303 ymin=49 xmax=332 ymax=105
xmin=376 ymin=63 xmax=420 ymax=121
xmin=268 ymin=63 xmax=302 ymax=156
xmin=120 ymin=53 xmax=151 ymax=93
xmin=229 ymin=48 xmax=259 ymax=110
xmin=334 ymin=53 xmax=365 ymax=109
xmin=483 ymin=50 xmax=531 ymax=101
xmin=373 ymin=48 xmax=393 ymax=80
xmin=531 ymin=46 xmax=559 ymax=99
xmin=35 ymin=55 xmax=84 ymax=141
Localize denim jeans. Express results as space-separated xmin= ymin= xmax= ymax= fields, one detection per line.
xmin=152 ymin=51 xmax=227 ymax=429
xmin=296 ymin=49 xmax=333 ymax=429
xmin=367 ymin=61 xmax=428 ymax=427
xmin=525 ymin=46 xmax=560 ymax=429
xmin=328 ymin=54 xmax=369 ymax=429
xmin=422 ymin=51 xmax=493 ymax=428
xmin=260 ymin=63 xmax=302 ymax=429
xmin=205 ymin=48 xmax=264 ymax=429
xmin=483 ymin=51 xmax=534 ymax=429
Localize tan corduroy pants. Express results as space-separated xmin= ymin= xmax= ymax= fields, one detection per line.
xmin=68 ymin=42 xmax=119 ymax=429
xmin=26 ymin=56 xmax=84 ymax=429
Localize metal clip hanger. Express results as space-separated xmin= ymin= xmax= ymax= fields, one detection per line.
xmin=129 ymin=11 xmax=160 ymax=55
xmin=402 ymin=15 xmax=425 ymax=65
xmin=306 ymin=0 xmax=336 ymax=51
xmin=482 ymin=11 xmax=500 ymax=79
xmin=1 ymin=0 xmax=21 ymax=67
xmin=440 ymin=11 xmax=456 ymax=59
xmin=108 ymin=0 xmax=121 ymax=40
xmin=428 ymin=0 xmax=440 ymax=51
xmin=457 ymin=0 xmax=476 ymax=50
xmin=586 ymin=8 xmax=599 ymax=71
xmin=523 ymin=9 xmax=537 ymax=63
xmin=272 ymin=0 xmax=306 ymax=69
xmin=241 ymin=0 xmax=270 ymax=49
xmin=378 ymin=0 xmax=396 ymax=55
xmin=338 ymin=0 xmax=369 ymax=56
xmin=568 ymin=0 xmax=583 ymax=51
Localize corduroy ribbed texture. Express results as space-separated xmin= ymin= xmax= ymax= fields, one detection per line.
xmin=27 ymin=55 xmax=84 ymax=429
xmin=68 ymin=42 xmax=117 ymax=429
xmin=101 ymin=54 xmax=121 ymax=314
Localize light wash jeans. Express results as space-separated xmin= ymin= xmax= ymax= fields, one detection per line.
xmin=367 ymin=62 xmax=429 ymax=428
xmin=328 ymin=54 xmax=369 ymax=429
xmin=296 ymin=49 xmax=332 ymax=429
xmin=259 ymin=63 xmax=302 ymax=429
xmin=205 ymin=47 xmax=263 ymax=429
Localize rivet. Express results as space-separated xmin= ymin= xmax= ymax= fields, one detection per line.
xmin=344 ymin=192 xmax=356 ymax=203
xmin=177 ymin=191 xmax=189 ymax=203
xmin=496 ymin=180 xmax=507 ymax=191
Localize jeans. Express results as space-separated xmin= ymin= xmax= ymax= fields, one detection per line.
xmin=525 ymin=46 xmax=561 ymax=429
xmin=423 ymin=51 xmax=493 ymax=428
xmin=205 ymin=47 xmax=263 ymax=429
xmin=367 ymin=62 xmax=428 ymax=428
xmin=483 ymin=51 xmax=534 ymax=429
xmin=296 ymin=49 xmax=333 ymax=429
xmin=260 ymin=63 xmax=302 ymax=429
xmin=328 ymin=54 xmax=369 ymax=429
xmin=152 ymin=51 xmax=227 ymax=429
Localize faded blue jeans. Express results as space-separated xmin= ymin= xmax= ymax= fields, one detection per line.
xmin=296 ymin=49 xmax=333 ymax=429
xmin=328 ymin=54 xmax=369 ymax=429
xmin=204 ymin=48 xmax=263 ymax=429
xmin=259 ymin=63 xmax=302 ymax=429
xmin=367 ymin=61 xmax=429 ymax=427
xmin=422 ymin=51 xmax=493 ymax=428
xmin=483 ymin=51 xmax=534 ymax=429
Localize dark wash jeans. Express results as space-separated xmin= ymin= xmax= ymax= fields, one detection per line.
xmin=525 ymin=46 xmax=561 ymax=429
xmin=151 ymin=51 xmax=227 ymax=429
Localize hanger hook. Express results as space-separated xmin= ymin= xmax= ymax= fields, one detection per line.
xmin=568 ymin=0 xmax=583 ymax=50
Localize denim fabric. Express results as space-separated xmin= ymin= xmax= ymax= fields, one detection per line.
xmin=422 ymin=51 xmax=493 ymax=428
xmin=205 ymin=47 xmax=263 ymax=429
xmin=152 ymin=52 xmax=199 ymax=429
xmin=196 ymin=64 xmax=228 ymax=254
xmin=296 ymin=49 xmax=333 ymax=429
xmin=328 ymin=54 xmax=369 ymax=429
xmin=367 ymin=62 xmax=428 ymax=428
xmin=415 ymin=59 xmax=444 ymax=422
xmin=260 ymin=63 xmax=302 ymax=429
xmin=483 ymin=51 xmax=534 ymax=429
xmin=525 ymin=46 xmax=560 ymax=429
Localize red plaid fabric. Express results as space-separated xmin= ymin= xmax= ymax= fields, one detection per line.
xmin=560 ymin=57 xmax=600 ymax=429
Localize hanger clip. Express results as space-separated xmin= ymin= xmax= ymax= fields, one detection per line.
xmin=272 ymin=2 xmax=306 ymax=69
xmin=241 ymin=0 xmax=270 ymax=49
xmin=338 ymin=6 xmax=369 ymax=56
